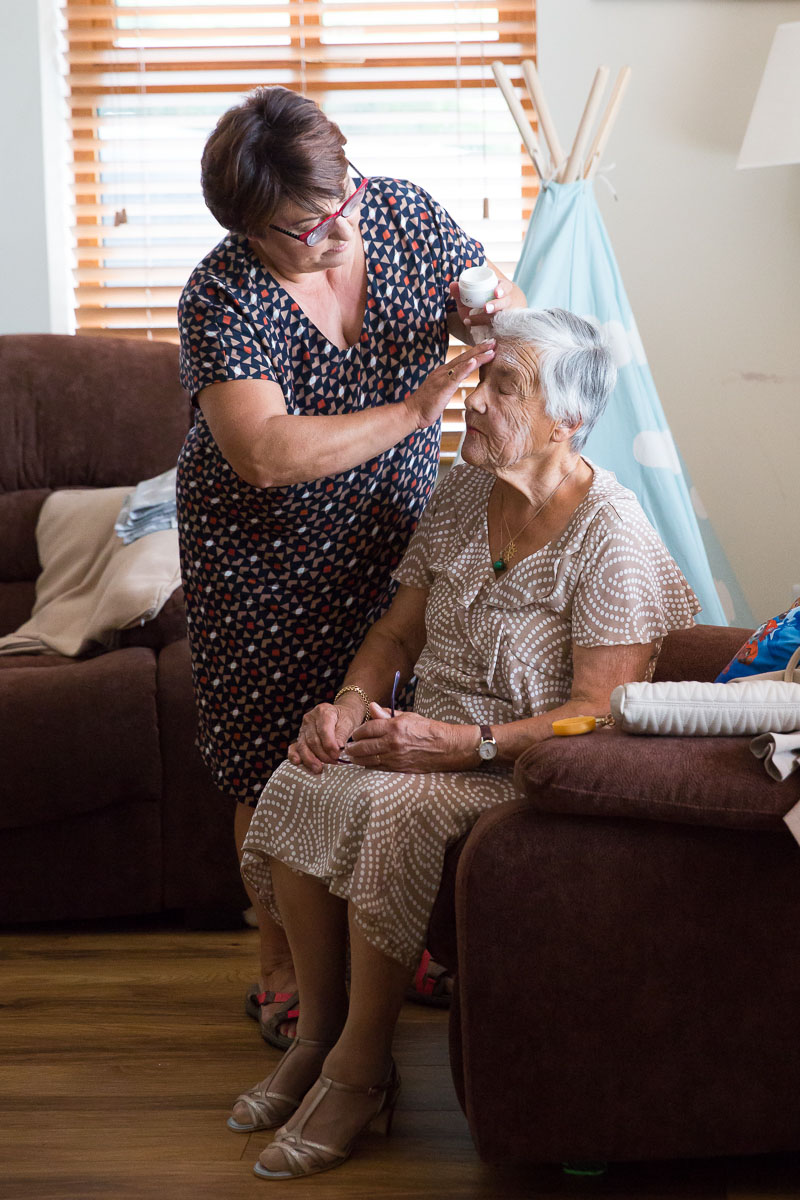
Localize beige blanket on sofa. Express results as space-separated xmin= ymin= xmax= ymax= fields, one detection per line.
xmin=0 ymin=488 xmax=180 ymax=657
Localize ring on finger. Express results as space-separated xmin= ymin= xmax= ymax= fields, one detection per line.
xmin=447 ymin=368 xmax=454 ymax=378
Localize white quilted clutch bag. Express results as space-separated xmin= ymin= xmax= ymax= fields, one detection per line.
xmin=610 ymin=679 xmax=800 ymax=736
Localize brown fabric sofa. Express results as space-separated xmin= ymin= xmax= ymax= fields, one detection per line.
xmin=0 ymin=334 xmax=246 ymax=924
xmin=429 ymin=623 xmax=800 ymax=1164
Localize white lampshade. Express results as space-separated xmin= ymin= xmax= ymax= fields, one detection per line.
xmin=738 ymin=22 xmax=800 ymax=170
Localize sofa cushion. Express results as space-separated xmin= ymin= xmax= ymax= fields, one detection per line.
xmin=653 ymin=624 xmax=753 ymax=683
xmin=0 ymin=582 xmax=36 ymax=637
xmin=515 ymin=726 xmax=800 ymax=833
xmin=1 ymin=800 xmax=164 ymax=923
xmin=717 ymin=598 xmax=800 ymax=683
xmin=0 ymin=650 xmax=74 ymax=671
xmin=0 ymin=647 xmax=161 ymax=831
xmin=0 ymin=335 xmax=190 ymax=494
xmin=0 ymin=491 xmax=49 ymax=582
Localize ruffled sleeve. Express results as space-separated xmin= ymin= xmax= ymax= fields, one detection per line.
xmin=178 ymin=281 xmax=279 ymax=402
xmin=571 ymin=501 xmax=701 ymax=647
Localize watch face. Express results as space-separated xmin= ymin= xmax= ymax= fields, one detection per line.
xmin=478 ymin=740 xmax=497 ymax=760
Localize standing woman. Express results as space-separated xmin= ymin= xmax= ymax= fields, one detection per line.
xmin=177 ymin=86 xmax=524 ymax=1045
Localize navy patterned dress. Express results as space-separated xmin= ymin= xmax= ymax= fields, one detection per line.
xmin=177 ymin=176 xmax=483 ymax=804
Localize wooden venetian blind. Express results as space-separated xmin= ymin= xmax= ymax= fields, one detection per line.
xmin=64 ymin=0 xmax=537 ymax=456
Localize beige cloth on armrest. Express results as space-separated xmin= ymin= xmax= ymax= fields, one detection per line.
xmin=751 ymin=730 xmax=800 ymax=783
xmin=751 ymin=731 xmax=800 ymax=849
xmin=0 ymin=487 xmax=180 ymax=658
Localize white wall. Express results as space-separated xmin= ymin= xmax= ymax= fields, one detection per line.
xmin=539 ymin=0 xmax=800 ymax=621
xmin=0 ymin=0 xmax=71 ymax=334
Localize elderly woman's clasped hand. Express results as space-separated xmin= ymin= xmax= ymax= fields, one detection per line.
xmin=348 ymin=703 xmax=467 ymax=771
xmin=289 ymin=699 xmax=465 ymax=775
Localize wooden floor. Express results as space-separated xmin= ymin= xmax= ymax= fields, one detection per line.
xmin=2 ymin=921 xmax=800 ymax=1200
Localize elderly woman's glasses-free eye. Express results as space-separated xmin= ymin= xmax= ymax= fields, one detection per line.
xmin=269 ymin=167 xmax=369 ymax=247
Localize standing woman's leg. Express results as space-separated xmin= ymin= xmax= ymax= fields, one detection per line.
xmin=235 ymin=802 xmax=298 ymax=1042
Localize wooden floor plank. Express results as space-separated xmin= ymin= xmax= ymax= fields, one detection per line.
xmin=1 ymin=924 xmax=799 ymax=1200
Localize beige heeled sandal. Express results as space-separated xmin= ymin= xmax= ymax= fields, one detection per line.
xmin=227 ymin=1035 xmax=333 ymax=1133
xmin=253 ymin=1060 xmax=401 ymax=1179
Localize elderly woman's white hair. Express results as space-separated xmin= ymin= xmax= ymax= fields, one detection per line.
xmin=490 ymin=307 xmax=617 ymax=451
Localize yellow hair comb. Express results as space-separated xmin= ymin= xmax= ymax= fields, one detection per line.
xmin=551 ymin=715 xmax=614 ymax=736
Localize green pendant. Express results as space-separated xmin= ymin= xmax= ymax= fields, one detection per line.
xmin=493 ymin=558 xmax=506 ymax=573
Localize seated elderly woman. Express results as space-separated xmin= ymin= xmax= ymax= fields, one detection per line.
xmin=231 ymin=307 xmax=700 ymax=1180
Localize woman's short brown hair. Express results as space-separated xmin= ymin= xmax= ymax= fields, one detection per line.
xmin=201 ymin=87 xmax=348 ymax=236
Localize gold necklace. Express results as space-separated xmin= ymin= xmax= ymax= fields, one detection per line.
xmin=492 ymin=462 xmax=578 ymax=574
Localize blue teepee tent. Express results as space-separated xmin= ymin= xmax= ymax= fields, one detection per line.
xmin=513 ymin=178 xmax=752 ymax=627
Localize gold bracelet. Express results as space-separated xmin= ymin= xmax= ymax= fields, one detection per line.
xmin=333 ymin=684 xmax=372 ymax=722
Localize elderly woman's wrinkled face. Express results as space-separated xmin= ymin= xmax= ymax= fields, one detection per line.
xmin=461 ymin=340 xmax=555 ymax=471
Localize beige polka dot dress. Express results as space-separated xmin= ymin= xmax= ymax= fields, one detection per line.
xmin=241 ymin=462 xmax=700 ymax=969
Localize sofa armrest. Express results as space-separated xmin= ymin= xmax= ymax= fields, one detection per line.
xmin=653 ymin=624 xmax=752 ymax=683
xmin=117 ymin=586 xmax=187 ymax=651
xmin=515 ymin=727 xmax=800 ymax=833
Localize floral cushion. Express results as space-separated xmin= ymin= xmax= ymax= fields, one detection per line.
xmin=716 ymin=597 xmax=800 ymax=682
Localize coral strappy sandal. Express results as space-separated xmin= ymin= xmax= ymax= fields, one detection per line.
xmin=245 ymin=985 xmax=300 ymax=1050
xmin=404 ymin=950 xmax=452 ymax=1009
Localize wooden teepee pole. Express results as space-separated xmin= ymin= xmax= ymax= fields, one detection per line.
xmin=491 ymin=60 xmax=548 ymax=181
xmin=562 ymin=66 xmax=609 ymax=184
xmin=520 ymin=59 xmax=566 ymax=179
xmin=584 ymin=67 xmax=632 ymax=179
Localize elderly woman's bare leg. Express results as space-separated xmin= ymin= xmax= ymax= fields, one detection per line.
xmin=230 ymin=859 xmax=349 ymax=1130
xmin=324 ymin=910 xmax=411 ymax=1084
xmin=269 ymin=858 xmax=350 ymax=1041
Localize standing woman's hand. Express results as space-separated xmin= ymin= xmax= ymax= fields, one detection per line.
xmin=448 ymin=277 xmax=521 ymax=335
xmin=404 ymin=341 xmax=495 ymax=431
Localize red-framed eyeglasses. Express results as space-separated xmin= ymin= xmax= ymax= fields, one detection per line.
xmin=269 ymin=165 xmax=369 ymax=247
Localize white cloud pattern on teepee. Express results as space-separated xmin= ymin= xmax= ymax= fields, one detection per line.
xmin=632 ymin=430 xmax=681 ymax=474
xmin=583 ymin=316 xmax=647 ymax=369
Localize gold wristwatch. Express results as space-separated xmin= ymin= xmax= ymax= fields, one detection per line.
xmin=476 ymin=724 xmax=498 ymax=763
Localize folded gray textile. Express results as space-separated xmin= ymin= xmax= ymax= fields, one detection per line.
xmin=115 ymin=467 xmax=178 ymax=545
xmin=751 ymin=729 xmax=800 ymax=781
